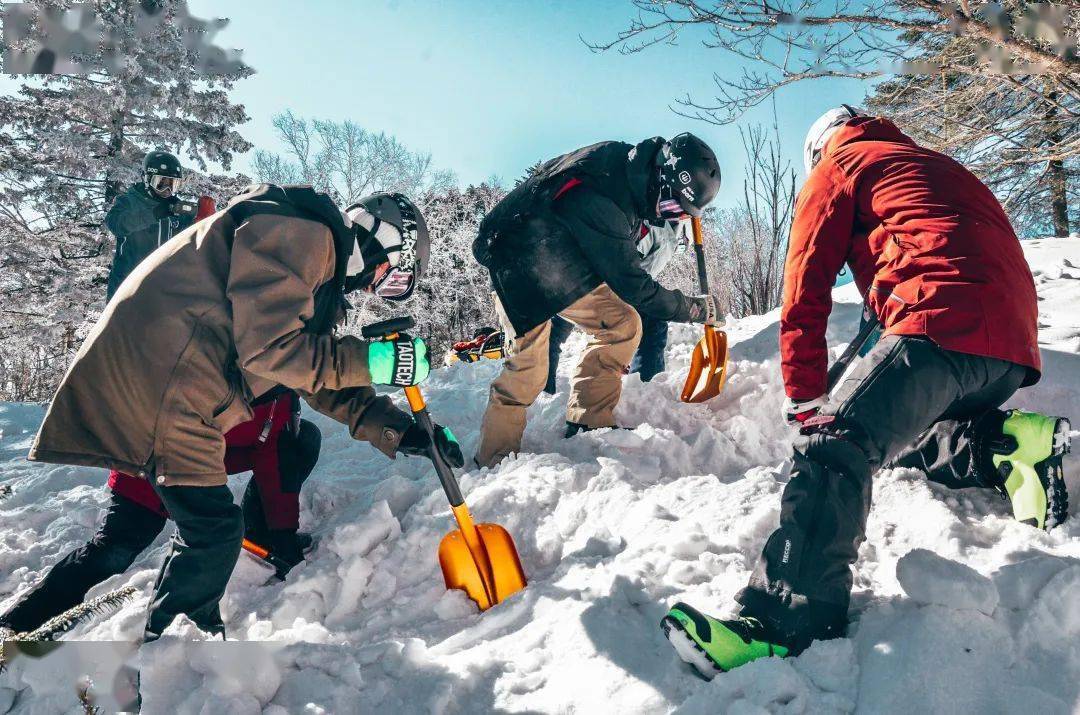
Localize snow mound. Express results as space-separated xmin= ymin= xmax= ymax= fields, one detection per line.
xmin=896 ymin=548 xmax=999 ymax=615
xmin=2 ymin=238 xmax=1080 ymax=713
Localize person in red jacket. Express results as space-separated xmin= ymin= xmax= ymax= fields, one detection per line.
xmin=660 ymin=107 xmax=1071 ymax=677
xmin=0 ymin=392 xmax=320 ymax=635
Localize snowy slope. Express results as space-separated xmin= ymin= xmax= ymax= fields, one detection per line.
xmin=2 ymin=239 xmax=1079 ymax=713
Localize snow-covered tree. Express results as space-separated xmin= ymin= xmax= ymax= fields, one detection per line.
xmin=0 ymin=0 xmax=253 ymax=229
xmin=868 ymin=32 xmax=1079 ymax=237
xmin=0 ymin=0 xmax=253 ymax=400
xmin=252 ymin=111 xmax=455 ymax=206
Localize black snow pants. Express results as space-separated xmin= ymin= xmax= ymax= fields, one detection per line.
xmin=737 ymin=335 xmax=1028 ymax=649
xmin=0 ymin=492 xmax=166 ymax=634
xmin=144 ymin=478 xmax=243 ymax=641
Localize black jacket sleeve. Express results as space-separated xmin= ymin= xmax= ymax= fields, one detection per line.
xmin=554 ymin=188 xmax=692 ymax=322
xmin=105 ymin=193 xmax=142 ymax=300
xmin=104 ymin=191 xmax=173 ymax=301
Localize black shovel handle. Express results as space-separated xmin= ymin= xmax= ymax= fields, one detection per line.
xmin=690 ymin=217 xmax=710 ymax=294
xmin=364 ymin=316 xmax=466 ymax=508
xmin=826 ymin=304 xmax=881 ymax=392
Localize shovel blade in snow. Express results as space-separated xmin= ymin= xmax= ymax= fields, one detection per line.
xmin=439 ymin=521 xmax=526 ymax=611
xmin=680 ymin=325 xmax=729 ymax=403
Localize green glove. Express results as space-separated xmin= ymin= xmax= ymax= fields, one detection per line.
xmin=367 ymin=335 xmax=430 ymax=386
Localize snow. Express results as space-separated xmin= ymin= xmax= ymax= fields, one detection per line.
xmin=2 ymin=238 xmax=1080 ymax=713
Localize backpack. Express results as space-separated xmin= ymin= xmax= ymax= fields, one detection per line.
xmin=225 ymin=184 xmax=354 ymax=335
xmin=472 ymin=141 xmax=631 ymax=267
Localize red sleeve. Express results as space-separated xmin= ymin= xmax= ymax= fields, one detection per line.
xmin=780 ymin=162 xmax=856 ymax=399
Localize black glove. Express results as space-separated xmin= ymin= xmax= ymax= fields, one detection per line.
xmin=397 ymin=421 xmax=465 ymax=469
xmin=686 ymin=294 xmax=722 ymax=326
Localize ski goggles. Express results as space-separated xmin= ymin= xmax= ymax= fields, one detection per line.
xmin=371 ymin=262 xmax=416 ymax=300
xmin=658 ymin=198 xmax=688 ymax=221
xmin=148 ymin=174 xmax=181 ymax=196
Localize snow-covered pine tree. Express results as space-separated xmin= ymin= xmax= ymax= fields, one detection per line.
xmin=867 ymin=29 xmax=1079 ymax=237
xmin=0 ymin=0 xmax=253 ymax=400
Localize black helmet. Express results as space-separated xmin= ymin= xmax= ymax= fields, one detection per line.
xmin=346 ymin=192 xmax=429 ymax=301
xmin=143 ymin=149 xmax=183 ymax=198
xmin=656 ymin=133 xmax=720 ymax=218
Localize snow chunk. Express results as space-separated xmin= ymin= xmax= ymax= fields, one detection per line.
xmin=433 ymin=589 xmax=476 ymax=620
xmin=896 ymin=548 xmax=999 ymax=615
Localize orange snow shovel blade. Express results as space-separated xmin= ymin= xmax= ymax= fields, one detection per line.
xmin=680 ymin=324 xmax=729 ymax=403
xmin=679 ymin=216 xmax=729 ymax=403
xmin=400 ymin=382 xmax=527 ymax=611
xmin=364 ymin=316 xmax=527 ymax=611
xmin=438 ymin=505 xmax=527 ymax=611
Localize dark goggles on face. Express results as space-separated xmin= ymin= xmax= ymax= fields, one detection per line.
xmin=372 ymin=264 xmax=416 ymax=300
xmin=149 ymin=174 xmax=181 ymax=195
xmin=658 ymin=198 xmax=688 ymax=220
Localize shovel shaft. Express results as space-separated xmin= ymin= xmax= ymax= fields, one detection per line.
xmin=825 ymin=304 xmax=881 ymax=392
xmin=402 ymin=385 xmax=498 ymax=604
xmin=691 ymin=217 xmax=709 ymax=293
xmin=241 ymin=538 xmax=289 ymax=579
xmin=403 ymin=386 xmax=465 ymax=507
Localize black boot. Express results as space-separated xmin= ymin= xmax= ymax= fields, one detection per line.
xmin=241 ymin=480 xmax=269 ymax=545
xmin=267 ymin=529 xmax=313 ymax=570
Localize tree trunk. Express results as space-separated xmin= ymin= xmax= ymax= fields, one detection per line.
xmin=103 ymin=112 xmax=125 ymax=206
xmin=1048 ymin=158 xmax=1069 ymax=237
xmin=1043 ymin=88 xmax=1070 ymax=237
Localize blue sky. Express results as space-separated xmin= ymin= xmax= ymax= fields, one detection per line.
xmin=190 ymin=0 xmax=871 ymax=209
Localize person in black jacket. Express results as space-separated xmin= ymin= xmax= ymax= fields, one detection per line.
xmin=546 ymin=218 xmax=689 ymax=392
xmin=105 ymin=149 xmax=197 ymax=299
xmin=472 ymin=134 xmax=721 ymax=467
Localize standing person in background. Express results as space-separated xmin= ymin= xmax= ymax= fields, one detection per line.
xmin=545 ymin=217 xmax=688 ymax=393
xmin=105 ymin=149 xmax=197 ymax=299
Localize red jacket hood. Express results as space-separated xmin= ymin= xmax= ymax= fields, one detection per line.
xmin=822 ymin=117 xmax=916 ymax=163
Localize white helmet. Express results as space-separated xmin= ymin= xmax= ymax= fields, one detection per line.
xmin=803 ymin=104 xmax=864 ymax=175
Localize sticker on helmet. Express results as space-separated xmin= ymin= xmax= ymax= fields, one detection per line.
xmin=681 ymin=186 xmax=696 ymax=202
xmin=664 ymin=153 xmax=680 ymax=169
xmin=679 ymin=171 xmax=691 ymax=185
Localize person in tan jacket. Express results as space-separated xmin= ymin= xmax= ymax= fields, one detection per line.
xmin=28 ymin=185 xmax=462 ymax=640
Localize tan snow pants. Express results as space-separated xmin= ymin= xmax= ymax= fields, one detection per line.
xmin=475 ymin=284 xmax=642 ymax=468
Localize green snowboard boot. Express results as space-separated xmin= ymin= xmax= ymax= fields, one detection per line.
xmin=661 ymin=602 xmax=789 ymax=679
xmin=990 ymin=410 xmax=1070 ymax=530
